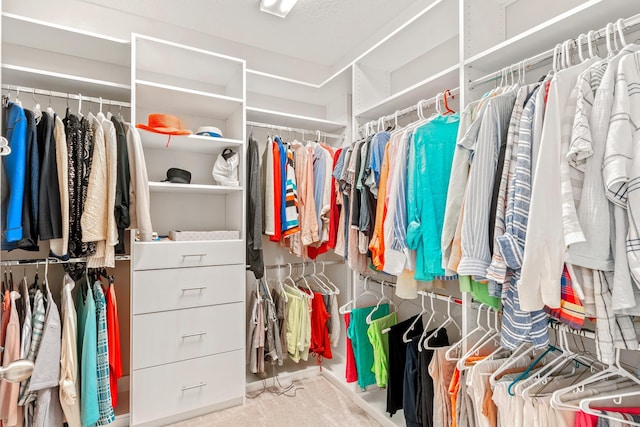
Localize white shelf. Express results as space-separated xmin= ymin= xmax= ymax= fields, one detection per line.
xmin=355 ymin=64 xmax=459 ymax=121
xmin=246 ymin=106 xmax=346 ymax=134
xmin=148 ymin=181 xmax=242 ymax=195
xmin=139 ymin=129 xmax=243 ymax=154
xmin=2 ymin=64 xmax=131 ymax=101
xmin=135 ymin=80 xmax=243 ymax=119
xmin=134 ymin=34 xmax=243 ymax=99
xmin=465 ymin=0 xmax=639 ymax=72
xmin=2 ymin=13 xmax=130 ymax=67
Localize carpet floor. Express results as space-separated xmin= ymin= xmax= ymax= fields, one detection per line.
xmin=167 ymin=376 xmax=382 ymax=427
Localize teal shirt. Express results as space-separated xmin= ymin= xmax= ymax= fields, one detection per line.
xmin=347 ymin=304 xmax=389 ymax=389
xmin=407 ymin=114 xmax=460 ymax=281
xmin=78 ymin=285 xmax=99 ymax=427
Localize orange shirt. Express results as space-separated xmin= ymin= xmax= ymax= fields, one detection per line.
xmin=369 ymin=142 xmax=391 ymax=270
xmin=448 ymin=355 xmax=485 ymax=427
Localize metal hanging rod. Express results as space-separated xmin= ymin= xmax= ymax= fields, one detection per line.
xmin=246 ymin=121 xmax=344 ymax=140
xmin=469 ymin=12 xmax=640 ymax=89
xmin=2 ymin=84 xmax=131 ymax=108
xmin=256 ymin=259 xmax=344 ymax=271
xmin=358 ymin=87 xmax=460 ymax=134
xmin=548 ymin=321 xmax=596 ymax=340
xmin=0 ymin=255 xmax=131 ymax=267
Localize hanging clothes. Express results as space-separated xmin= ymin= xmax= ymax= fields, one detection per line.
xmin=347 ymin=304 xmax=389 ymax=390
xmin=92 ymin=282 xmax=115 ymax=425
xmin=59 ymin=275 xmax=80 ymax=427
xmin=30 ymin=280 xmax=63 ymax=427
xmin=246 ymin=134 xmax=264 ymax=279
xmin=2 ymin=102 xmax=27 ymax=246
xmin=36 ymin=111 xmax=62 ymax=243
xmin=366 ymin=311 xmax=397 ymax=388
xmin=77 ymin=284 xmax=99 ymax=427
xmin=0 ymin=291 xmax=21 ymax=427
xmin=103 ymin=280 xmax=121 ymax=410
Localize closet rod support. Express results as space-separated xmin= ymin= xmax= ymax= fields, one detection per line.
xmin=1 ymin=84 xmax=131 ymax=108
xmin=0 ymin=255 xmax=131 ymax=266
xmin=246 ymin=121 xmax=344 ymax=139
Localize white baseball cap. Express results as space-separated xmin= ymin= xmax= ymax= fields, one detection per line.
xmin=196 ymin=126 xmax=223 ymax=138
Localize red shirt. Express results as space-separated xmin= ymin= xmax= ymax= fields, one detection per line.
xmin=270 ymin=141 xmax=283 ymax=242
xmin=309 ymin=292 xmax=332 ymax=362
xmin=104 ymin=283 xmax=122 ymax=408
xmin=344 ymin=313 xmax=358 ymax=383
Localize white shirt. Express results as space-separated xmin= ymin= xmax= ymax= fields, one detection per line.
xmin=518 ymin=58 xmax=597 ymax=311
xmin=59 ymin=275 xmax=81 ymax=427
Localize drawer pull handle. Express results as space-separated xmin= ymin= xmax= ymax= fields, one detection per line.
xmin=181 ymin=382 xmax=206 ymax=392
xmin=181 ymin=286 xmax=207 ymax=292
xmin=181 ymin=331 xmax=207 ymax=339
xmin=182 ymin=254 xmax=206 ymax=259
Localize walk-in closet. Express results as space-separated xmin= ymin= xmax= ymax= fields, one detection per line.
xmin=2 ymin=0 xmax=640 ymax=426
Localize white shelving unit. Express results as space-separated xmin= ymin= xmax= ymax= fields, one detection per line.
xmin=352 ymin=0 xmax=460 ymax=133
xmin=130 ymin=34 xmax=246 ymax=426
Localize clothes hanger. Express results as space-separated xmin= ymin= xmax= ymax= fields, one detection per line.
xmin=442 ymin=90 xmax=455 ymax=115
xmin=457 ymin=306 xmax=502 ymax=369
xmin=293 ymin=263 xmax=315 ymax=298
xmin=415 ymin=292 xmax=441 ymax=352
xmin=551 ymin=347 xmax=640 ymax=411
xmin=616 ymin=18 xmax=628 ymax=48
xmin=445 ymin=303 xmax=489 ymax=361
xmin=282 ymin=263 xmax=304 ymax=300
xmin=422 ymin=296 xmax=461 ymax=350
xmin=366 ymin=280 xmax=395 ymax=324
xmin=338 ymin=277 xmax=378 ymax=314
xmin=317 ymin=262 xmax=340 ymax=295
xmin=307 ymin=262 xmax=333 ymax=295
xmin=605 ymin=22 xmax=616 ymax=58
xmin=402 ymin=291 xmax=428 ymax=343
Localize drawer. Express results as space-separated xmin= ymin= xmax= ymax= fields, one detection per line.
xmin=131 ymin=351 xmax=244 ymax=426
xmin=132 ymin=303 xmax=244 ymax=369
xmin=132 ymin=264 xmax=244 ymax=314
xmin=132 ymin=239 xmax=244 ymax=271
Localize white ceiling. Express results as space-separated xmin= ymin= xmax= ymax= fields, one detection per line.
xmin=78 ymin=0 xmax=424 ymax=69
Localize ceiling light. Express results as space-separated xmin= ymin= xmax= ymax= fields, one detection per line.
xmin=260 ymin=0 xmax=298 ymax=18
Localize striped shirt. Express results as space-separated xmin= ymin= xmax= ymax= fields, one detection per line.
xmin=458 ymin=92 xmax=517 ymax=278
xmin=93 ymin=283 xmax=115 ymax=426
xmin=486 ymin=85 xmax=536 ymax=283
xmin=495 ymin=87 xmax=550 ymax=349
xmin=18 ymin=289 xmax=45 ymax=406
xmin=282 ymin=145 xmax=300 ymax=236
xmin=605 ymin=52 xmax=640 ymax=315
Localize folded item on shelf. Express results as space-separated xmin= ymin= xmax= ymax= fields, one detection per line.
xmin=162 ymin=168 xmax=191 ymax=184
xmin=196 ymin=126 xmax=223 ymax=138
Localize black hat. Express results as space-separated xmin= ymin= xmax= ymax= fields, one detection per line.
xmin=162 ymin=168 xmax=191 ymax=184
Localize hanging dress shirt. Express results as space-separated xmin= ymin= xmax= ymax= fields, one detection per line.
xmin=93 ymin=283 xmax=115 ymax=425
xmin=49 ymin=115 xmax=69 ymax=258
xmin=125 ymin=124 xmax=153 ymax=242
xmin=2 ymin=102 xmax=27 ymax=245
xmin=30 ymin=281 xmax=63 ymax=427
xmin=59 ymin=275 xmax=80 ymax=427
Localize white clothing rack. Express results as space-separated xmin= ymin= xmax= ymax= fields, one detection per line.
xmin=358 ymin=87 xmax=460 ymax=134
xmin=1 ymin=83 xmax=131 ymax=109
xmin=247 ymin=120 xmax=344 ymax=140
xmin=468 ymin=12 xmax=640 ymax=89
xmin=0 ymin=255 xmax=131 ymax=266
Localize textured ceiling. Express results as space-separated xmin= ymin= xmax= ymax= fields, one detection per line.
xmin=78 ymin=0 xmax=424 ymax=68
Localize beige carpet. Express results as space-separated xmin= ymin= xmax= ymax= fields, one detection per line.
xmin=167 ymin=376 xmax=382 ymax=427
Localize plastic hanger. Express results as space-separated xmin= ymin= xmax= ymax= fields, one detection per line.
xmin=445 ymin=303 xmax=492 ymax=361
xmin=282 ymin=263 xmax=304 ymax=299
xmin=339 ymin=277 xmax=378 ymax=314
xmin=457 ymin=306 xmax=502 ymax=370
xmin=14 ymin=87 xmax=22 ymax=107
xmin=577 ymin=34 xmax=587 ymax=63
xmin=366 ymin=280 xmax=395 ymax=324
xmin=616 ymin=18 xmax=628 ymax=48
xmin=442 ymin=90 xmax=455 ymax=115
xmin=317 ymin=262 xmax=340 ymax=295
xmin=422 ymin=296 xmax=461 ymax=350
xmin=605 ymin=22 xmax=616 ymax=58
xmin=307 ymin=262 xmax=333 ymax=295
xmin=402 ymin=291 xmax=428 ymax=343
xmin=294 ymin=263 xmax=315 ymax=298
xmin=415 ymin=292 xmax=440 ymax=351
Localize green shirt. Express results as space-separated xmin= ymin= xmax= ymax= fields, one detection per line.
xmin=367 ymin=311 xmax=397 ymax=388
